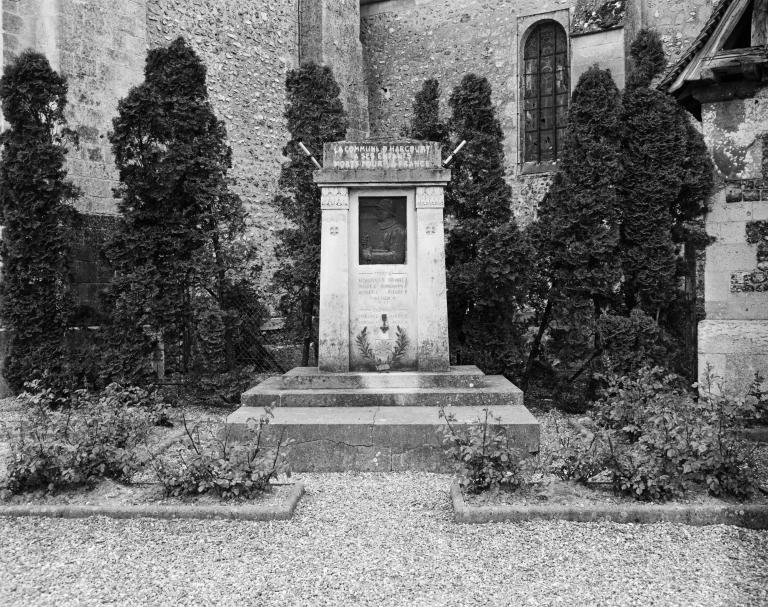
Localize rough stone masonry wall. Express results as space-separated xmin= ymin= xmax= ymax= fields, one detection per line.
xmin=699 ymin=86 xmax=768 ymax=389
xmin=639 ymin=0 xmax=713 ymax=64
xmin=146 ymin=0 xmax=299 ymax=286
xmin=361 ymin=0 xmax=576 ymax=224
xmin=320 ymin=0 xmax=368 ymax=138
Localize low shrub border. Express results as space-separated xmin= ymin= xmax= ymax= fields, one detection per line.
xmin=450 ymin=481 xmax=768 ymax=528
xmin=0 ymin=482 xmax=304 ymax=521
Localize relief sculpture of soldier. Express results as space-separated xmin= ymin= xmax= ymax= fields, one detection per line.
xmin=360 ymin=198 xmax=406 ymax=264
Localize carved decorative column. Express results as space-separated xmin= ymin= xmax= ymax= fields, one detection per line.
xmin=318 ymin=187 xmax=350 ymax=372
xmin=415 ymin=186 xmax=450 ymax=371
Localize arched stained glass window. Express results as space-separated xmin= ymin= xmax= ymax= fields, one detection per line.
xmin=523 ymin=21 xmax=569 ymax=164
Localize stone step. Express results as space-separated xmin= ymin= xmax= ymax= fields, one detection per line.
xmin=225 ymin=405 xmax=540 ymax=472
xmin=242 ymin=374 xmax=523 ymax=408
xmin=280 ymin=366 xmax=487 ymax=390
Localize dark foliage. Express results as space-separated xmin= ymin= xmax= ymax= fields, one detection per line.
xmin=272 ymin=63 xmax=347 ymax=365
xmin=0 ymin=51 xmax=80 ymax=393
xmin=526 ymin=67 xmax=624 ymax=394
xmin=626 ymin=28 xmax=667 ymax=90
xmin=444 ymin=74 xmax=534 ymax=375
xmin=620 ymin=29 xmax=714 ymax=376
xmin=104 ymin=37 xmax=255 ymax=383
xmin=407 ymin=78 xmax=449 ymax=145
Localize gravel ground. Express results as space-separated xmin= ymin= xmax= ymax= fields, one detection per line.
xmin=1 ymin=472 xmax=767 ymax=607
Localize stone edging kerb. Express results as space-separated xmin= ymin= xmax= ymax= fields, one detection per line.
xmin=450 ymin=482 xmax=768 ymax=528
xmin=0 ymin=483 xmax=304 ymax=521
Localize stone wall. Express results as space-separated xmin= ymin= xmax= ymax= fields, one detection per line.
xmin=360 ymin=0 xmax=718 ymax=223
xmin=640 ymin=0 xmax=713 ymax=64
xmin=146 ymin=0 xmax=299 ymax=285
xmin=320 ymin=0 xmax=368 ymax=138
xmin=299 ymin=0 xmax=368 ymax=138
xmin=699 ymin=86 xmax=768 ymax=389
xmin=2 ymin=0 xmax=147 ymax=215
xmin=361 ymin=0 xmax=576 ymax=222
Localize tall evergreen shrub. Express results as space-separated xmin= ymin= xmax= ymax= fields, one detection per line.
xmin=444 ymin=74 xmax=532 ymax=374
xmin=272 ymin=63 xmax=347 ymax=366
xmin=620 ymin=29 xmax=687 ymax=313
xmin=621 ymin=29 xmax=714 ymax=375
xmin=525 ymin=67 xmax=624 ymax=392
xmin=407 ymin=78 xmax=448 ymax=145
xmin=0 ymin=51 xmax=80 ymax=392
xmin=105 ymin=37 xmax=253 ymax=381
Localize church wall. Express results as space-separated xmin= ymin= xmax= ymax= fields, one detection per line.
xmin=639 ymin=0 xmax=713 ymax=64
xmin=361 ymin=0 xmax=577 ymax=224
xmin=698 ymin=86 xmax=768 ymax=390
xmin=145 ymin=0 xmax=300 ymax=285
xmin=317 ymin=0 xmax=369 ymax=138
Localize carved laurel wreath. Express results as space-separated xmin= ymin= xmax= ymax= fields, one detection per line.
xmin=355 ymin=326 xmax=409 ymax=371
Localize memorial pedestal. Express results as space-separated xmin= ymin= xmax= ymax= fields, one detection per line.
xmin=227 ymin=141 xmax=539 ymax=471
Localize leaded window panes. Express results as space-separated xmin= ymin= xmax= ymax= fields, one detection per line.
xmin=523 ymin=22 xmax=569 ymax=164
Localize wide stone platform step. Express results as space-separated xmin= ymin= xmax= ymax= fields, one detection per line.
xmin=279 ymin=366 xmax=487 ymax=390
xmin=225 ymin=405 xmax=539 ymax=472
xmin=241 ymin=367 xmax=523 ymax=408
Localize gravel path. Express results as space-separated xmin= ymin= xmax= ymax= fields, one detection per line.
xmin=1 ymin=473 xmax=767 ymax=607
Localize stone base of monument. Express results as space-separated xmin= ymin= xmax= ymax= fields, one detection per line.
xmin=226 ymin=366 xmax=539 ymax=472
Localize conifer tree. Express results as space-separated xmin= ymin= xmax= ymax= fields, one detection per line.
xmin=272 ymin=63 xmax=347 ymax=365
xmin=105 ymin=37 xmax=251 ymax=379
xmin=620 ymin=29 xmax=714 ymax=375
xmin=524 ymin=67 xmax=624 ymax=389
xmin=0 ymin=51 xmax=80 ymax=392
xmin=620 ymin=30 xmax=682 ymax=313
xmin=407 ymin=78 xmax=448 ymax=145
xmin=445 ymin=74 xmax=531 ymax=373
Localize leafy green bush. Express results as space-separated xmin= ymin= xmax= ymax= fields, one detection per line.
xmin=149 ymin=410 xmax=291 ymax=499
xmin=5 ymin=382 xmax=166 ymax=493
xmin=553 ymin=367 xmax=758 ymax=501
xmin=439 ymin=407 xmax=524 ymax=494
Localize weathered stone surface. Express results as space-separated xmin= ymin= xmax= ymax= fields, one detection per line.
xmin=145 ymin=0 xmax=298 ymax=292
xmin=280 ymin=366 xmax=487 ymax=389
xmin=226 ymin=404 xmax=539 ymax=472
xmin=318 ymin=197 xmax=350 ymax=372
xmin=699 ymin=320 xmax=768 ymax=390
xmin=241 ymin=373 xmax=524 ymax=408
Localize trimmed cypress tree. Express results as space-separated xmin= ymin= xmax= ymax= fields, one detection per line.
xmin=0 ymin=51 xmax=80 ymax=392
xmin=621 ymin=28 xmax=714 ymax=376
xmin=524 ymin=67 xmax=624 ymax=390
xmin=272 ymin=63 xmax=347 ymax=366
xmin=444 ymin=74 xmax=531 ymax=374
xmin=407 ymin=78 xmax=449 ymax=145
xmin=620 ymin=30 xmax=682 ymax=313
xmin=105 ymin=37 xmax=252 ymax=380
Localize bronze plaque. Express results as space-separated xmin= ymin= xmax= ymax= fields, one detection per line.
xmin=359 ymin=196 xmax=407 ymax=265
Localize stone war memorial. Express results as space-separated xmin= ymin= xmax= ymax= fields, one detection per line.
xmin=227 ymin=141 xmax=539 ymax=471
